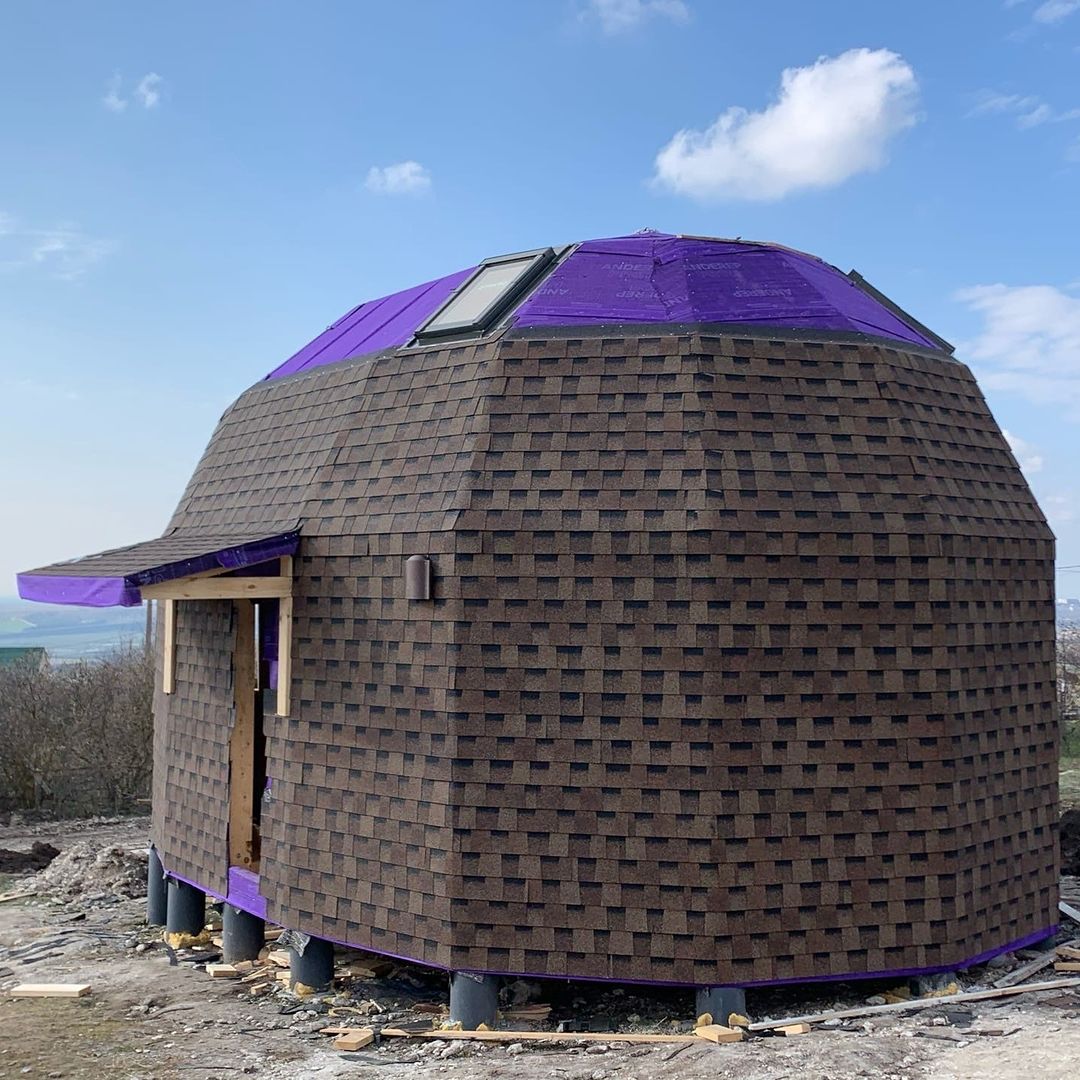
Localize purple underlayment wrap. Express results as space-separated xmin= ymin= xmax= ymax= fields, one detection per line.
xmin=513 ymin=233 xmax=939 ymax=348
xmin=263 ymin=232 xmax=940 ymax=380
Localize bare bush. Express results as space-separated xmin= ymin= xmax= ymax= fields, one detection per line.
xmin=0 ymin=645 xmax=154 ymax=818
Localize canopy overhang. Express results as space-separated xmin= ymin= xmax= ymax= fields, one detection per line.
xmin=17 ymin=529 xmax=300 ymax=608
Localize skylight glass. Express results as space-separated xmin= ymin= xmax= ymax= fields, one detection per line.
xmin=416 ymin=248 xmax=555 ymax=340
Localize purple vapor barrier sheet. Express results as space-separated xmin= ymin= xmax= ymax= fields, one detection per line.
xmin=16 ymin=574 xmax=143 ymax=608
xmin=263 ymin=234 xmax=939 ymax=383
xmin=512 ymin=234 xmax=938 ymax=349
xmin=265 ymin=265 xmax=475 ymax=380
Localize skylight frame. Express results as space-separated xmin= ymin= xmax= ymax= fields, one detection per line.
xmin=415 ymin=247 xmax=556 ymax=341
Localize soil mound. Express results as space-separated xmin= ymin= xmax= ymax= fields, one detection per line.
xmin=0 ymin=841 xmax=60 ymax=873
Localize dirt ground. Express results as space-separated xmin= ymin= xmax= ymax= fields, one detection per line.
xmin=2 ymin=818 xmax=1080 ymax=1080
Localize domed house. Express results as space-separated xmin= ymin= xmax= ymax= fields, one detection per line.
xmin=18 ymin=232 xmax=1058 ymax=1015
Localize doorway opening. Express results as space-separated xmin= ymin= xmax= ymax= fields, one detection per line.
xmin=228 ymin=599 xmax=268 ymax=871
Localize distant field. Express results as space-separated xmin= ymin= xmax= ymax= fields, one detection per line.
xmin=0 ymin=597 xmax=146 ymax=661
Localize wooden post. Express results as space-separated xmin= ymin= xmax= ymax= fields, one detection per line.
xmin=229 ymin=599 xmax=256 ymax=869
xmin=276 ymin=557 xmax=293 ymax=717
xmin=162 ymin=599 xmax=176 ymax=694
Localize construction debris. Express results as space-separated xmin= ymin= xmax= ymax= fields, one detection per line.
xmin=333 ymin=1027 xmax=375 ymax=1051
xmin=748 ymin=978 xmax=1080 ymax=1031
xmin=32 ymin=842 xmax=147 ymax=901
xmin=10 ymin=983 xmax=92 ymax=998
xmin=378 ymin=1027 xmax=703 ymax=1045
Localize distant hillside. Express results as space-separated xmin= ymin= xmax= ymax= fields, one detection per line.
xmin=0 ymin=597 xmax=147 ymax=661
xmin=1061 ymin=599 xmax=1080 ymax=628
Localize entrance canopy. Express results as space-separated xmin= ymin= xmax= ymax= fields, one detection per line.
xmin=17 ymin=528 xmax=299 ymax=608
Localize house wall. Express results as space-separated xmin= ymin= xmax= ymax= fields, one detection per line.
xmin=152 ymin=599 xmax=235 ymax=896
xmin=151 ymin=327 xmax=1058 ymax=984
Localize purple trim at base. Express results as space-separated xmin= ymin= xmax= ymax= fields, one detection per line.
xmin=227 ymin=866 xmax=268 ymax=920
xmin=158 ymin=862 xmax=1057 ymax=989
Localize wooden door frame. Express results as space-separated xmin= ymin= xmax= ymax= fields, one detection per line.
xmin=229 ymin=598 xmax=257 ymax=870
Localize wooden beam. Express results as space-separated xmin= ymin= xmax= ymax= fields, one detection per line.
xmin=229 ymin=600 xmax=256 ymax=870
xmin=142 ymin=577 xmax=291 ymax=601
xmin=10 ymin=984 xmax=91 ymax=998
xmin=276 ymin=557 xmax=293 ymax=717
xmin=746 ymin=977 xmax=1080 ymax=1031
xmin=378 ymin=1028 xmax=701 ymax=1045
xmin=162 ymin=598 xmax=176 ymax=694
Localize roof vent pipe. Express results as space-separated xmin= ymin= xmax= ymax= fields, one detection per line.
xmin=405 ymin=555 xmax=432 ymax=601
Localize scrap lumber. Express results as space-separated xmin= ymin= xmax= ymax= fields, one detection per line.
xmin=992 ymin=951 xmax=1059 ymax=988
xmin=0 ymin=890 xmax=37 ymax=903
xmin=775 ymin=1023 xmax=812 ymax=1036
xmin=333 ymin=1027 xmax=375 ymax=1051
xmin=380 ymin=1027 xmax=701 ymax=1044
xmin=206 ymin=963 xmax=240 ymax=978
xmin=10 ymin=983 xmax=91 ymax=998
xmin=1053 ymin=962 xmax=1080 ymax=972
xmin=693 ymin=1024 xmax=743 ymax=1043
xmin=267 ymin=950 xmax=291 ymax=968
xmin=747 ymin=978 xmax=1080 ymax=1031
xmin=1059 ymin=901 xmax=1080 ymax=925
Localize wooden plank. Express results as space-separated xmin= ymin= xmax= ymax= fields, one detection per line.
xmin=747 ymin=978 xmax=1080 ymax=1031
xmin=379 ymin=1028 xmax=700 ymax=1045
xmin=992 ymin=950 xmax=1060 ymax=988
xmin=1053 ymin=962 xmax=1080 ymax=972
xmin=276 ymin=560 xmax=293 ymax=717
xmin=142 ymin=577 xmax=291 ymax=601
xmin=776 ymin=1023 xmax=812 ymax=1036
xmin=0 ymin=890 xmax=38 ymax=903
xmin=694 ymin=1024 xmax=743 ymax=1044
xmin=162 ymin=598 xmax=176 ymax=694
xmin=10 ymin=983 xmax=91 ymax=998
xmin=1059 ymin=901 xmax=1080 ymax=925
xmin=229 ymin=600 xmax=256 ymax=870
xmin=206 ymin=963 xmax=240 ymax=978
xmin=333 ymin=1028 xmax=375 ymax=1051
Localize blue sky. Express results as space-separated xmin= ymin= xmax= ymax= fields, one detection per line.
xmin=2 ymin=0 xmax=1078 ymax=598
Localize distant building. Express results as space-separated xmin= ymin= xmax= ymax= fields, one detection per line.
xmin=0 ymin=646 xmax=47 ymax=671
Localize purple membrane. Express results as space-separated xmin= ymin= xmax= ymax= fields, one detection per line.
xmin=262 ymin=233 xmax=940 ymax=381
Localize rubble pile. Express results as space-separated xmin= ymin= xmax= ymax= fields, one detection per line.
xmin=33 ymin=841 xmax=147 ymax=900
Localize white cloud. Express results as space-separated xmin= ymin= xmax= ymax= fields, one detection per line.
xmin=134 ymin=73 xmax=163 ymax=109
xmin=581 ymin=0 xmax=690 ymax=34
xmin=1034 ymin=0 xmax=1080 ymax=22
xmin=103 ymin=72 xmax=163 ymax=112
xmin=652 ymin=48 xmax=918 ymax=201
xmin=1003 ymin=429 xmax=1045 ymax=472
xmin=1044 ymin=493 xmax=1078 ymax=531
xmin=364 ymin=161 xmax=432 ymax=195
xmin=968 ymin=89 xmax=1080 ymax=129
xmin=954 ymin=283 xmax=1080 ymax=418
xmin=103 ymin=73 xmax=127 ymax=113
xmin=0 ymin=214 xmax=113 ymax=281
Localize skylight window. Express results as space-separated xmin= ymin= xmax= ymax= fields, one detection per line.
xmin=416 ymin=247 xmax=555 ymax=340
